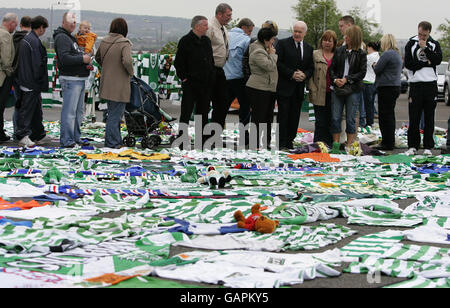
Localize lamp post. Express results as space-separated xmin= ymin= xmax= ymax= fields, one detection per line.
xmin=144 ymin=19 xmax=164 ymax=49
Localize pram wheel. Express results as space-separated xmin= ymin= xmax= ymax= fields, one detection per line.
xmin=142 ymin=135 xmax=161 ymax=149
xmin=123 ymin=136 xmax=136 ymax=147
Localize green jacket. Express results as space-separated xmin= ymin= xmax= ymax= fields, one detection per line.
xmin=0 ymin=26 xmax=14 ymax=87
xmin=246 ymin=40 xmax=278 ymax=93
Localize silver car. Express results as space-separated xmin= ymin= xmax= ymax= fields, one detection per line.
xmin=438 ymin=61 xmax=448 ymax=103
xmin=445 ymin=61 xmax=450 ymax=106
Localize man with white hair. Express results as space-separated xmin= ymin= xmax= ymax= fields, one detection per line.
xmin=0 ymin=13 xmax=18 ymax=143
xmin=53 ymin=12 xmax=92 ymax=148
xmin=276 ymin=21 xmax=314 ymax=150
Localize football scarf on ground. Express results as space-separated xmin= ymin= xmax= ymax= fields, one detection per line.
xmin=150 ymin=249 xmax=341 ymax=288
xmin=176 ymin=224 xmax=357 ymax=252
xmin=331 ymin=204 xmax=424 ymax=227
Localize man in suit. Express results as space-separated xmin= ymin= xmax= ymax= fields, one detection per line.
xmin=276 ymin=21 xmax=314 ymax=150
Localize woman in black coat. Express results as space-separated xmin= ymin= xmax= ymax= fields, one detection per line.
xmin=329 ymin=25 xmax=367 ymax=154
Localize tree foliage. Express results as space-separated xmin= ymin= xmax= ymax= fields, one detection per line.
xmin=438 ymin=19 xmax=450 ymax=61
xmin=292 ymin=0 xmax=341 ymax=49
xmin=292 ymin=0 xmax=383 ymax=49
xmin=160 ymin=41 xmax=178 ymax=55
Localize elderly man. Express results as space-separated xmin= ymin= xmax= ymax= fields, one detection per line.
xmin=175 ymin=15 xmax=215 ymax=149
xmin=206 ymin=3 xmax=233 ymax=133
xmin=0 ymin=13 xmax=18 ymax=143
xmin=276 ymin=21 xmax=314 ymax=150
xmin=53 ymin=12 xmax=92 ymax=148
xmin=224 ymin=18 xmax=254 ymax=145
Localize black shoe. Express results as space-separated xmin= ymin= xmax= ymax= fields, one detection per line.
xmin=61 ymin=143 xmax=76 ymax=149
xmin=0 ymin=135 xmax=10 ymax=143
xmin=77 ymin=140 xmax=91 ymax=146
xmin=373 ymin=145 xmax=394 ymax=151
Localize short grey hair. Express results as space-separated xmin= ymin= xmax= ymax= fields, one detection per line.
xmin=293 ymin=21 xmax=308 ymax=32
xmin=238 ymin=18 xmax=254 ymax=29
xmin=2 ymin=13 xmax=18 ymax=23
xmin=191 ymin=15 xmax=208 ymax=29
xmin=215 ymin=3 xmax=232 ymax=15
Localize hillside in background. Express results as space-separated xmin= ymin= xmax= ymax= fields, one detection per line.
xmin=1 ymin=7 xmax=292 ymax=52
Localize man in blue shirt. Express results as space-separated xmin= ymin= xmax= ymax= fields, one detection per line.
xmin=223 ymin=18 xmax=254 ymax=145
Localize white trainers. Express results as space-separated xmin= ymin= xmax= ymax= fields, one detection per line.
xmin=35 ymin=135 xmax=52 ymax=145
xmin=423 ymin=149 xmax=433 ymax=156
xmin=19 ymin=136 xmax=36 ymax=147
xmin=404 ymin=148 xmax=417 ymax=156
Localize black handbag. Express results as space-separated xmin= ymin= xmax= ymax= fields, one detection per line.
xmin=334 ymin=84 xmax=353 ymax=97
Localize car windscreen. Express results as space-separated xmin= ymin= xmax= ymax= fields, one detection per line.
xmin=437 ymin=64 xmax=447 ymax=75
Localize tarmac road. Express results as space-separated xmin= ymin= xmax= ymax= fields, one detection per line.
xmin=3 ymin=94 xmax=449 ymax=288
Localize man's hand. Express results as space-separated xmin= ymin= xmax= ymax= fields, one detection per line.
xmin=419 ymin=39 xmax=427 ymax=49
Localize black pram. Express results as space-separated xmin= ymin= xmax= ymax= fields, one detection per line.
xmin=123 ymin=76 xmax=174 ymax=149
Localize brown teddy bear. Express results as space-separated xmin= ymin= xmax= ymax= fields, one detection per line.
xmin=234 ymin=204 xmax=279 ymax=234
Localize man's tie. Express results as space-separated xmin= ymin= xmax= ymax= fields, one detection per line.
xmin=297 ymin=41 xmax=303 ymax=61
xmin=221 ymin=26 xmax=229 ymax=59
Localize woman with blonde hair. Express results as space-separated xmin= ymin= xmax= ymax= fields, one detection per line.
xmin=329 ymin=25 xmax=367 ymax=153
xmin=372 ymin=33 xmax=402 ymax=151
xmin=308 ymin=30 xmax=337 ymax=146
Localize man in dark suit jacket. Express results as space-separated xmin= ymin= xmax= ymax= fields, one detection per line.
xmin=276 ymin=21 xmax=314 ymax=149
xmin=174 ymin=16 xmax=215 ymax=148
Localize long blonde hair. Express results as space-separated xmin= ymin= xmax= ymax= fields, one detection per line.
xmin=380 ymin=34 xmax=399 ymax=53
xmin=344 ymin=25 xmax=363 ymax=50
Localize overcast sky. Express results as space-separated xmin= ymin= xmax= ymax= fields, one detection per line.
xmin=2 ymin=0 xmax=449 ymax=39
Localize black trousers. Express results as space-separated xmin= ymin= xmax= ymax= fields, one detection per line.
xmin=179 ymin=81 xmax=211 ymax=145
xmin=0 ymin=76 xmax=13 ymax=137
xmin=377 ymin=86 xmax=400 ymax=149
xmin=277 ymin=85 xmax=304 ymax=148
xmin=210 ymin=67 xmax=228 ymax=130
xmin=408 ymin=82 xmax=437 ymax=150
xmin=226 ymin=78 xmax=251 ymax=144
xmin=313 ymin=92 xmax=333 ymax=147
xmin=247 ymin=87 xmax=276 ymax=149
xmin=15 ymin=90 xmax=46 ymax=141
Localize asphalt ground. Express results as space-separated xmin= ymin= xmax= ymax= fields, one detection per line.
xmin=2 ymin=93 xmax=449 ymax=289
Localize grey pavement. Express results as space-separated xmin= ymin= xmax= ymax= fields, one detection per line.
xmin=3 ymin=94 xmax=449 ymax=288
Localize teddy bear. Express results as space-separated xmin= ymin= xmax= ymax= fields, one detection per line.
xmin=181 ymin=166 xmax=199 ymax=183
xmin=197 ymin=166 xmax=232 ymax=189
xmin=234 ymin=204 xmax=279 ymax=234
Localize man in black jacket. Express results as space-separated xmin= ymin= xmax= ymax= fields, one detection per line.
xmin=404 ymin=21 xmax=443 ymax=156
xmin=15 ymin=16 xmax=50 ymax=147
xmin=276 ymin=21 xmax=314 ymax=150
xmin=12 ymin=16 xmax=31 ymax=139
xmin=54 ymin=12 xmax=92 ymax=148
xmin=174 ymin=15 xmax=215 ymax=149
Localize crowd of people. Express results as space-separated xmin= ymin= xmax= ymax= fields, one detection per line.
xmin=0 ymin=5 xmax=444 ymax=154
xmin=174 ymin=4 xmax=444 ymax=154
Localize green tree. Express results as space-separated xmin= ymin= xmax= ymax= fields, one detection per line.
xmin=227 ymin=18 xmax=241 ymax=30
xmin=437 ymin=19 xmax=450 ymax=61
xmin=292 ymin=0 xmax=341 ymax=49
xmin=347 ymin=6 xmax=383 ymax=44
xmin=160 ymin=41 xmax=178 ymax=55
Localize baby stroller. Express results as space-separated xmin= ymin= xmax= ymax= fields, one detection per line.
xmin=123 ymin=76 xmax=175 ymax=149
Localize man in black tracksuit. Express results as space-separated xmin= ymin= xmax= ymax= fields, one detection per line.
xmin=14 ymin=16 xmax=49 ymax=146
xmin=174 ymin=16 xmax=215 ymax=148
xmin=404 ymin=21 xmax=442 ymax=154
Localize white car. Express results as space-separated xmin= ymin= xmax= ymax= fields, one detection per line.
xmin=445 ymin=61 xmax=450 ymax=106
xmin=437 ymin=61 xmax=448 ymax=102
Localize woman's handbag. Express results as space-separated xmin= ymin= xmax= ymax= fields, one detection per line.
xmin=334 ymin=84 xmax=353 ymax=97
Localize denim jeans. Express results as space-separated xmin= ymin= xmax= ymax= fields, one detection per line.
xmin=358 ymin=91 xmax=366 ymax=128
xmin=105 ymin=100 xmax=126 ymax=148
xmin=60 ymin=78 xmax=86 ymax=147
xmin=331 ymin=91 xmax=359 ymax=134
